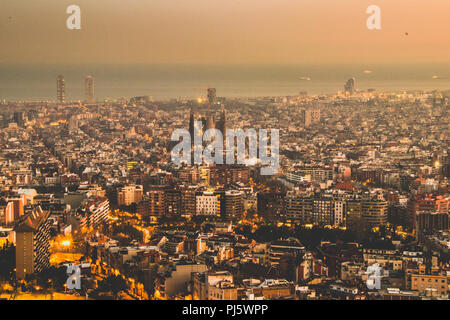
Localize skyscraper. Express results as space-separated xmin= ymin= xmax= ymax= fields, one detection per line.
xmin=56 ymin=75 xmax=65 ymax=104
xmin=14 ymin=207 xmax=51 ymax=279
xmin=344 ymin=77 xmax=356 ymax=95
xmin=85 ymin=75 xmax=95 ymax=103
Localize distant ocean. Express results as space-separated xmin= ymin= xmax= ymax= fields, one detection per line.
xmin=0 ymin=63 xmax=449 ymax=101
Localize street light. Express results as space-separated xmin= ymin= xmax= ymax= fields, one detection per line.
xmin=62 ymin=240 xmax=71 ymax=247
xmin=62 ymin=240 xmax=75 ymax=262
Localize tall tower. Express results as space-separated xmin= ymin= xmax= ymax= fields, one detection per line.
xmin=56 ymin=75 xmax=65 ymax=104
xmin=14 ymin=207 xmax=51 ymax=279
xmin=344 ymin=78 xmax=356 ymax=95
xmin=85 ymin=75 xmax=94 ymax=103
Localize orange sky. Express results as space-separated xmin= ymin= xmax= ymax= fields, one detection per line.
xmin=1 ymin=0 xmax=449 ymax=64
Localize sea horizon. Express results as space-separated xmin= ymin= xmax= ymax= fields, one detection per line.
xmin=1 ymin=63 xmax=449 ymax=101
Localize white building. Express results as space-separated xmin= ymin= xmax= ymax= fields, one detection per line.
xmin=117 ymin=185 xmax=143 ymax=206
xmin=196 ymin=193 xmax=218 ymax=216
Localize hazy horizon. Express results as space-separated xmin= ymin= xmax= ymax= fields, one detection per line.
xmin=2 ymin=0 xmax=450 ymax=100
xmin=1 ymin=63 xmax=449 ymax=101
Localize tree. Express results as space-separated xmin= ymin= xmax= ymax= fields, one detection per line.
xmin=0 ymin=243 xmax=15 ymax=281
xmin=98 ymin=275 xmax=127 ymax=299
xmin=38 ymin=266 xmax=68 ymax=290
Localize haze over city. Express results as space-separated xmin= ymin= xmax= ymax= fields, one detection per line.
xmin=1 ymin=0 xmax=450 ymax=65
xmin=0 ymin=0 xmax=449 ymax=306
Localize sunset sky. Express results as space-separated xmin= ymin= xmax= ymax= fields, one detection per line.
xmin=0 ymin=0 xmax=449 ymax=65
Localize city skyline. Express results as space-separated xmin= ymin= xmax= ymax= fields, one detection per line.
xmin=0 ymin=0 xmax=449 ymax=305
xmin=1 ymin=62 xmax=449 ymax=102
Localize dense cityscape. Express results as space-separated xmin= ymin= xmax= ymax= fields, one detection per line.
xmin=0 ymin=76 xmax=448 ymax=301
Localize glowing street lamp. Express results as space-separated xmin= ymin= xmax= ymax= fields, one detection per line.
xmin=62 ymin=240 xmax=71 ymax=247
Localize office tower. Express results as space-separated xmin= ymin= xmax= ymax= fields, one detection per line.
xmin=85 ymin=75 xmax=94 ymax=103
xmin=344 ymin=77 xmax=356 ymax=95
xmin=14 ymin=207 xmax=51 ymax=279
xmin=57 ymin=75 xmax=65 ymax=103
